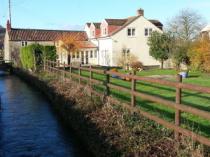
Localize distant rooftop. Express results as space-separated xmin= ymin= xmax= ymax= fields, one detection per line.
xmin=202 ymin=25 xmax=210 ymax=32
xmin=8 ymin=28 xmax=88 ymax=41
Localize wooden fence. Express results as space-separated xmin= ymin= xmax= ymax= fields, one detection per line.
xmin=44 ymin=60 xmax=210 ymax=147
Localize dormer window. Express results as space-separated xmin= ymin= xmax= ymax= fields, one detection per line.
xmin=102 ymin=27 xmax=107 ymax=36
xmin=92 ymin=30 xmax=95 ymax=37
xmin=127 ymin=28 xmax=136 ymax=37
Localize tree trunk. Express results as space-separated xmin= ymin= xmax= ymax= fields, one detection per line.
xmin=161 ymin=60 xmax=164 ymax=69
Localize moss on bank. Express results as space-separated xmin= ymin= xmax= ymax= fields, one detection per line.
xmin=13 ymin=69 xmax=208 ymax=157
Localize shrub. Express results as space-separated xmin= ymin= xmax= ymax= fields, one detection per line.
xmin=20 ymin=45 xmax=35 ymax=71
xmin=110 ymin=68 xmax=118 ymax=72
xmin=20 ymin=44 xmax=57 ymax=71
xmin=188 ymin=37 xmax=210 ymax=72
xmin=130 ymin=61 xmax=144 ymax=71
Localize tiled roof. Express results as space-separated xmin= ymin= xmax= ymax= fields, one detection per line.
xmin=107 ymin=16 xmax=139 ymax=36
xmin=149 ymin=20 xmax=163 ymax=29
xmin=9 ymin=28 xmax=88 ymax=41
xmin=102 ymin=16 xmax=163 ymax=37
xmin=105 ymin=19 xmax=128 ymax=26
xmin=76 ymin=41 xmax=97 ymax=49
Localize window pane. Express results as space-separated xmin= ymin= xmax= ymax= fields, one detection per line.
xmin=77 ymin=52 xmax=79 ymax=58
xmin=132 ymin=29 xmax=136 ymax=36
xmin=149 ymin=28 xmax=153 ymax=35
xmin=127 ymin=29 xmax=131 ymax=36
xmin=145 ymin=28 xmax=148 ymax=36
xmin=90 ymin=51 xmax=93 ymax=58
xmin=72 ymin=52 xmax=75 ymax=58
xmin=94 ymin=50 xmax=97 ymax=58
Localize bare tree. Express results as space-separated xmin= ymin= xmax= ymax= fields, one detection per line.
xmin=117 ymin=48 xmax=138 ymax=70
xmin=167 ymin=9 xmax=206 ymax=42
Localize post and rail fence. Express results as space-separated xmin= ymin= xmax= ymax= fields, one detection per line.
xmin=44 ymin=59 xmax=210 ymax=147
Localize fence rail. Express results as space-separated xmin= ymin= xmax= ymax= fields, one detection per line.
xmin=44 ymin=60 xmax=210 ymax=147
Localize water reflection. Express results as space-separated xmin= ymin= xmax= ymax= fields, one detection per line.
xmin=0 ymin=75 xmax=91 ymax=157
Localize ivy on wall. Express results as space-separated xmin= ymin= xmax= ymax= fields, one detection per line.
xmin=20 ymin=44 xmax=57 ymax=71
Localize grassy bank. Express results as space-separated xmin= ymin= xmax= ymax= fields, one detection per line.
xmin=68 ymin=68 xmax=210 ymax=138
xmin=13 ymin=68 xmax=209 ymax=156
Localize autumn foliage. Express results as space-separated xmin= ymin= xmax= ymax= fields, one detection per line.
xmin=58 ymin=34 xmax=80 ymax=54
xmin=188 ymin=36 xmax=210 ymax=72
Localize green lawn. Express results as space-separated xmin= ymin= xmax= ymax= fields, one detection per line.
xmin=69 ymin=68 xmax=210 ymax=138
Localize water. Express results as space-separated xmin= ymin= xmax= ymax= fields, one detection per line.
xmin=0 ymin=74 xmax=91 ymax=157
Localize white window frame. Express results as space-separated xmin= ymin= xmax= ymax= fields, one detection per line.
xmin=90 ymin=50 xmax=93 ymax=58
xmin=127 ymin=28 xmax=136 ymax=37
xmin=94 ymin=50 xmax=97 ymax=58
xmin=145 ymin=28 xmax=153 ymax=36
xmin=103 ymin=27 xmax=107 ymax=36
xmin=92 ymin=30 xmax=95 ymax=37
xmin=21 ymin=41 xmax=28 ymax=47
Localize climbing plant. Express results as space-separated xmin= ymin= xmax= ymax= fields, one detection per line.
xmin=20 ymin=45 xmax=35 ymax=71
xmin=20 ymin=44 xmax=57 ymax=71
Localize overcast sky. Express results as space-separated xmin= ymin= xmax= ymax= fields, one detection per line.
xmin=0 ymin=0 xmax=210 ymax=30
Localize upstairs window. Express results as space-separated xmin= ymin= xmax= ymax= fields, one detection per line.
xmin=149 ymin=28 xmax=153 ymax=35
xmin=103 ymin=27 xmax=107 ymax=35
xmin=145 ymin=28 xmax=153 ymax=36
xmin=127 ymin=28 xmax=136 ymax=37
xmin=92 ymin=30 xmax=95 ymax=37
xmin=145 ymin=28 xmax=149 ymax=36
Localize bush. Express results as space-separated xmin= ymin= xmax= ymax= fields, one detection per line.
xmin=20 ymin=45 xmax=35 ymax=71
xmin=20 ymin=44 xmax=57 ymax=71
xmin=189 ymin=37 xmax=210 ymax=72
xmin=130 ymin=61 xmax=144 ymax=71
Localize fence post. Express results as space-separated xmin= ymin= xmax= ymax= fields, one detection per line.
xmin=57 ymin=60 xmax=60 ymax=80
xmin=79 ymin=64 xmax=81 ymax=85
xmin=89 ymin=65 xmax=93 ymax=97
xmin=63 ymin=63 xmax=66 ymax=82
xmin=131 ymin=70 xmax=136 ymax=107
xmin=46 ymin=60 xmax=49 ymax=74
xmin=104 ymin=67 xmax=110 ymax=98
xmin=69 ymin=63 xmax=72 ymax=81
xmin=43 ymin=58 xmax=46 ymax=71
xmin=175 ymin=74 xmax=182 ymax=140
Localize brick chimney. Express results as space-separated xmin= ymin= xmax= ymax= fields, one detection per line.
xmin=137 ymin=9 xmax=144 ymax=16
xmin=6 ymin=20 xmax=11 ymax=32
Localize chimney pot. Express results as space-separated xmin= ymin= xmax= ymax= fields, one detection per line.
xmin=7 ymin=20 xmax=11 ymax=32
xmin=137 ymin=9 xmax=144 ymax=16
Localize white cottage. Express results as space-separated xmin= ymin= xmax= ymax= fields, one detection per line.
xmin=86 ymin=9 xmax=167 ymax=68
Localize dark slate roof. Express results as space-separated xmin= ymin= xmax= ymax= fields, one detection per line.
xmin=86 ymin=23 xmax=91 ymax=27
xmin=105 ymin=19 xmax=128 ymax=26
xmin=149 ymin=20 xmax=163 ymax=27
xmin=93 ymin=23 xmax=101 ymax=29
xmin=9 ymin=28 xmax=88 ymax=41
